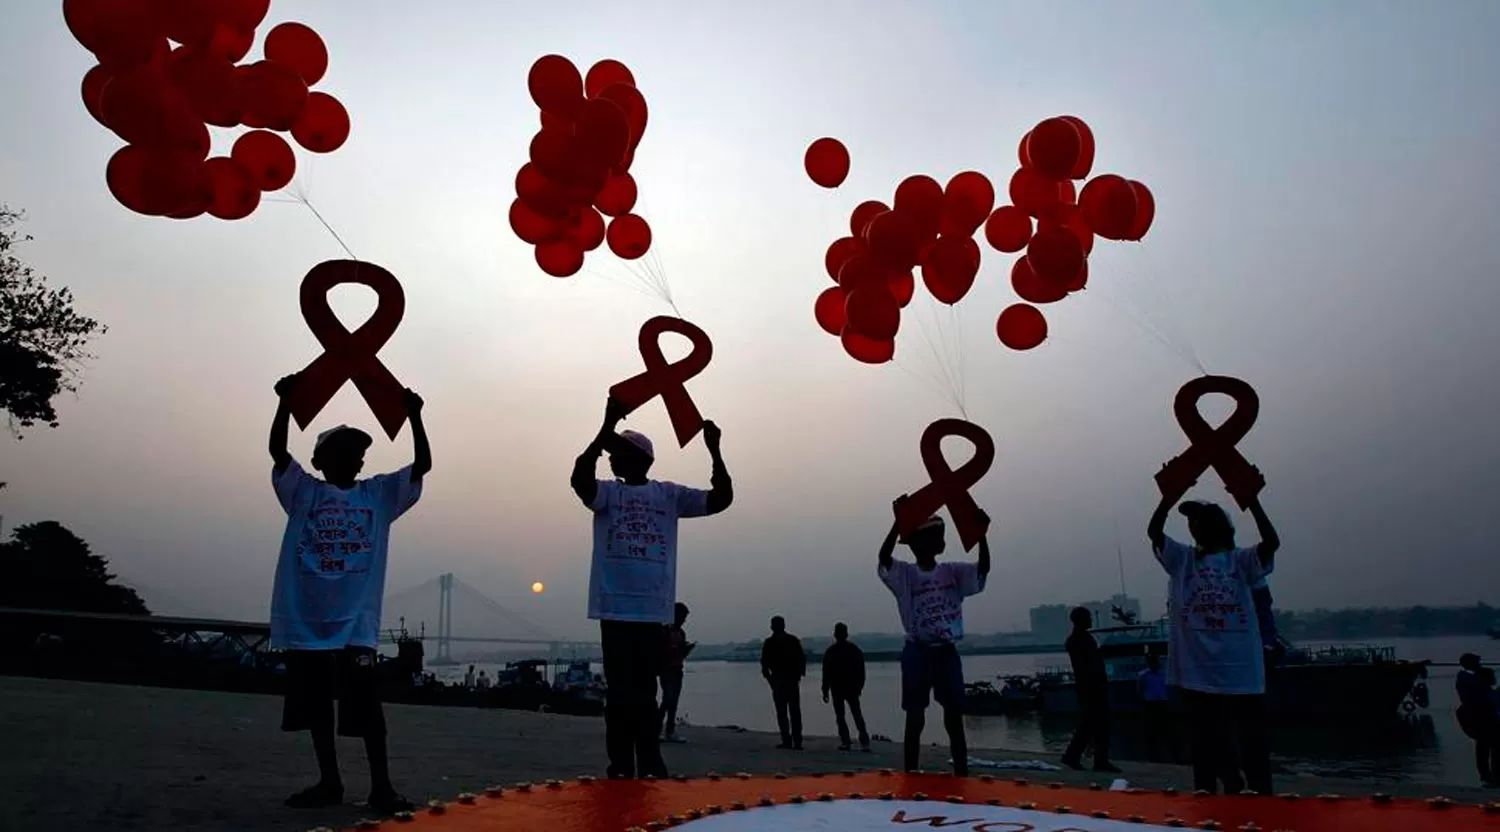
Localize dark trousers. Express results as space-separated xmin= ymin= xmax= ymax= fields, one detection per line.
xmin=770 ymin=678 xmax=802 ymax=745
xmin=1458 ymin=706 xmax=1500 ymax=783
xmin=1143 ymin=700 xmax=1175 ymax=762
xmin=832 ymin=693 xmax=869 ymax=747
xmin=1063 ymin=694 xmax=1111 ymax=766
xmin=600 ymin=620 xmax=666 ymax=778
xmin=658 ymin=669 xmax=683 ymax=737
xmin=1184 ymin=689 xmax=1270 ymax=795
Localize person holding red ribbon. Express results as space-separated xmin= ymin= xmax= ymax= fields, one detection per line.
xmin=1148 ymin=496 xmax=1280 ymax=796
xmin=267 ymin=373 xmax=432 ymax=815
xmin=877 ymin=498 xmax=992 ymax=776
xmin=571 ymin=397 xmax=734 ymax=780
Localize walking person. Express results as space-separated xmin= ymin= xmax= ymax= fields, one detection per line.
xmin=878 ymin=500 xmax=991 ymax=776
xmin=267 ymin=374 xmax=431 ymax=814
xmin=1148 ymin=497 xmax=1280 ymax=795
xmin=761 ymin=616 xmax=806 ymax=749
xmin=1138 ymin=652 xmax=1175 ymax=762
xmin=1456 ymin=653 xmax=1500 ymax=786
xmin=822 ymin=622 xmax=871 ymax=752
xmin=1062 ymin=606 xmax=1119 ymax=772
xmin=659 ymin=602 xmax=694 ymax=743
xmin=571 ymin=398 xmax=733 ymax=779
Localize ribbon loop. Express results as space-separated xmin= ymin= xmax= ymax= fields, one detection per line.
xmin=895 ymin=418 xmax=995 ymax=552
xmin=287 ymin=260 xmax=409 ymax=440
xmin=608 ymin=316 xmax=714 ymax=448
xmin=1155 ymin=375 xmax=1265 ymax=509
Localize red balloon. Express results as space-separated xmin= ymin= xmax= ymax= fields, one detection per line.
xmin=894 ymin=175 xmax=944 ymax=239
xmin=81 ymin=64 xmax=113 ymax=126
xmin=291 ymin=92 xmax=350 ymax=153
xmin=1079 ymin=174 xmax=1139 ymax=240
xmin=1011 ymin=256 xmax=1067 ymax=305
xmin=510 ymin=199 xmax=565 ymax=244
xmin=64 ymin=0 xmax=161 ymax=67
xmin=106 ymin=145 xmax=207 ymax=216
xmin=567 ymin=208 xmax=607 ymax=252
xmin=99 ymin=64 xmax=208 ymax=156
xmin=825 ymin=236 xmax=865 ymax=282
xmin=264 ymin=23 xmax=328 ymax=86
xmin=997 ymin=304 xmax=1047 ymax=350
xmin=841 ymin=330 xmax=894 ymax=365
xmin=889 ymin=270 xmax=915 ymax=308
xmin=516 ymin=164 xmax=565 ymax=216
xmin=529 ymin=55 xmax=584 ymax=119
xmin=1026 ymin=226 xmax=1085 ymax=284
xmin=231 ymin=130 xmax=295 ymax=191
xmin=865 ymin=210 xmax=922 ymax=270
xmin=205 ymin=23 xmax=254 ymax=62
xmin=597 ymin=83 xmax=648 ymax=150
xmin=574 ymin=97 xmax=631 ymax=167
xmin=804 ymin=137 xmax=849 ymax=188
xmin=1041 ymin=205 xmax=1095 ymax=256
xmin=940 ymin=171 xmax=995 ymax=237
xmin=837 ymin=252 xmax=885 ymax=291
xmin=167 ymin=46 xmax=242 ymax=127
xmin=1009 ymin=167 xmax=1073 ymax=221
xmin=1125 ymin=180 xmax=1155 ymax=240
xmin=154 ymin=0 xmax=219 ymax=48
xmin=983 ymin=205 xmax=1032 ymax=253
xmin=849 ymin=200 xmax=888 ymax=238
xmin=594 ymin=173 xmax=638 ymax=217
xmin=921 ymin=236 xmax=980 ymax=305
xmin=1064 ymin=257 xmax=1090 ymax=293
xmin=540 ymin=109 xmax=573 ymax=132
xmin=1018 ymin=130 xmax=1033 ymax=168
xmin=238 ymin=60 xmax=309 ymax=130
xmin=1060 ymin=116 xmax=1095 ymax=180
xmin=844 ymin=286 xmax=901 ymax=340
xmin=528 ymin=127 xmax=575 ymax=181
xmin=1026 ymin=117 xmax=1082 ymax=180
xmin=585 ymin=59 xmax=635 ymax=98
xmin=814 ymin=286 xmax=848 ymax=336
xmin=204 ymin=156 xmax=261 ymax=220
xmin=606 ymin=213 xmax=651 ymax=260
xmin=536 ymin=241 xmax=585 ymax=277
xmin=221 ymin=0 xmax=270 ymax=33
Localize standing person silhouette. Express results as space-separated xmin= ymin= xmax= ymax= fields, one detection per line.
xmin=659 ymin=602 xmax=694 ymax=743
xmin=268 ymin=374 xmax=430 ymax=815
xmin=822 ymin=622 xmax=871 ymax=752
xmin=878 ymin=499 xmax=991 ymax=776
xmin=1456 ymin=653 xmax=1500 ymax=786
xmin=572 ymin=398 xmax=733 ymax=779
xmin=761 ymin=616 xmax=806 ymax=749
xmin=1138 ymin=652 xmax=1175 ymax=762
xmin=1148 ymin=497 xmax=1279 ymax=795
xmin=1062 ymin=606 xmax=1119 ymax=772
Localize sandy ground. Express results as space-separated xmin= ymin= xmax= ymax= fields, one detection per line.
xmin=1 ymin=675 xmax=1489 ymax=832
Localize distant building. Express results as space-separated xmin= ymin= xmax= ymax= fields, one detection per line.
xmin=1030 ymin=594 xmax=1143 ymax=639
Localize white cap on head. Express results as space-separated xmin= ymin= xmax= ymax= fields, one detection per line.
xmin=314 ymin=424 xmax=373 ymax=453
xmin=616 ymin=429 xmax=654 ymax=460
xmin=917 ymin=515 xmax=945 ymax=531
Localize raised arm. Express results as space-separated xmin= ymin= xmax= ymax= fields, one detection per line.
xmin=878 ymin=497 xmax=904 ymax=571
xmin=702 ymin=421 xmax=734 ymax=515
xmin=975 ymin=509 xmax=992 ymax=578
xmin=1147 ymin=493 xmax=1174 ymax=551
xmin=269 ymin=374 xmax=298 ymax=473
xmin=404 ymin=389 xmax=431 ymax=481
xmin=1246 ymin=497 xmax=1280 ymax=567
xmin=572 ymin=398 xmax=627 ymax=507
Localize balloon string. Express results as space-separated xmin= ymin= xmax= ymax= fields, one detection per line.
xmin=283 ymin=183 xmax=356 ymax=261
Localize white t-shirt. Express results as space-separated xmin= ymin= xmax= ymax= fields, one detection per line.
xmin=1155 ymin=536 xmax=1272 ymax=695
xmin=878 ymin=560 xmax=986 ymax=643
xmin=270 ymin=459 xmax=422 ymax=650
xmin=588 ymin=479 xmax=709 ymax=623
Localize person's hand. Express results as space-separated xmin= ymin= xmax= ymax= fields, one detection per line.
xmin=604 ymin=397 xmax=629 ymax=427
xmin=892 ymin=495 xmax=909 ymax=516
xmin=274 ymin=374 xmax=300 ymax=399
xmin=702 ymin=420 xmax=722 ymax=450
xmin=403 ymin=388 xmax=425 ymax=416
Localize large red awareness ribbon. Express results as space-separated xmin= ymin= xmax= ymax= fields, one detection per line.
xmin=608 ymin=316 xmax=714 ymax=448
xmin=1155 ymin=375 xmax=1265 ymax=509
xmin=287 ymin=260 xmax=409 ymax=440
xmin=895 ymin=418 xmax=994 ymax=552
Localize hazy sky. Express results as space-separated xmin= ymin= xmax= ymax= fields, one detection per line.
xmin=3 ymin=2 xmax=1499 ymax=643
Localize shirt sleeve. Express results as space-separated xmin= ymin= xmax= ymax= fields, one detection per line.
xmin=671 ymin=483 xmax=711 ymax=519
xmin=1153 ymin=536 xmax=1190 ymax=574
xmin=1235 ymin=546 xmax=1271 ymax=583
xmin=878 ymin=561 xmax=906 ymax=595
xmin=370 ymin=466 xmax=424 ymax=519
xmin=272 ymin=458 xmax=313 ymax=513
xmin=590 ymin=479 xmax=616 ymax=513
xmin=952 ymin=562 xmax=986 ymax=596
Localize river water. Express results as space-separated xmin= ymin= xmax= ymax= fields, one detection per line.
xmin=433 ymin=635 xmax=1490 ymax=787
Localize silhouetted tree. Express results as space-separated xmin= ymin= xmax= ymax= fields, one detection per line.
xmin=0 ymin=521 xmax=149 ymax=615
xmin=1 ymin=205 xmax=106 ymax=435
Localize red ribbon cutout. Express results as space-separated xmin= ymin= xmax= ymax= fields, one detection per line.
xmin=608 ymin=316 xmax=714 ymax=447
xmin=287 ymin=260 xmax=409 ymax=440
xmin=895 ymin=418 xmax=995 ymax=552
xmin=1155 ymin=375 xmax=1265 ymax=509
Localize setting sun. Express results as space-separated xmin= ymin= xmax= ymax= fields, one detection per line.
xmin=531 ymin=581 xmax=545 ymax=594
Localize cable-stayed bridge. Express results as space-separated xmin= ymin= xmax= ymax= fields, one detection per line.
xmin=382 ymin=573 xmax=599 ymax=663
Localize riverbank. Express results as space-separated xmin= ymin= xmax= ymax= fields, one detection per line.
xmin=0 ymin=676 xmax=1489 ymax=832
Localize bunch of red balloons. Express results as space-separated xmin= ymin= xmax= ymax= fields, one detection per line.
xmin=66 ymin=0 xmax=351 ymax=221
xmin=511 ymin=55 xmax=653 ymax=278
xmin=986 ymin=116 xmax=1155 ymax=350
